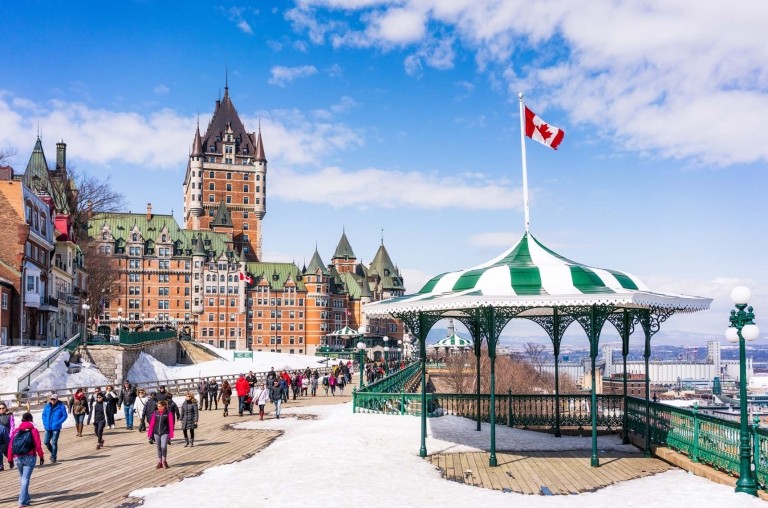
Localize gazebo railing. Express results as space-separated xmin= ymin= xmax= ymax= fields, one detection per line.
xmin=353 ymin=389 xmax=624 ymax=430
xmin=358 ymin=362 xmax=420 ymax=394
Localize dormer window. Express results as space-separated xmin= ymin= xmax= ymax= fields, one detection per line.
xmin=161 ymin=234 xmax=167 ymax=242
xmin=133 ymin=233 xmax=138 ymax=242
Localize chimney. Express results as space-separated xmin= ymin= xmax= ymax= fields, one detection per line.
xmin=146 ymin=203 xmax=152 ymax=221
xmin=56 ymin=139 xmax=67 ymax=172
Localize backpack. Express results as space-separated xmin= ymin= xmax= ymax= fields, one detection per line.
xmin=73 ymin=399 xmax=86 ymax=415
xmin=322 ymin=377 xmax=329 ymax=387
xmin=12 ymin=428 xmax=34 ymax=455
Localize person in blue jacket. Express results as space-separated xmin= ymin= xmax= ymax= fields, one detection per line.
xmin=41 ymin=393 xmax=68 ymax=464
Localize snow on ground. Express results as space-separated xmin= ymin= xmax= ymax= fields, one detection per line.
xmin=27 ymin=352 xmax=109 ymax=393
xmin=0 ymin=346 xmax=57 ymax=393
xmin=127 ymin=351 xmax=332 ymax=383
xmin=132 ymin=403 xmax=764 ymax=508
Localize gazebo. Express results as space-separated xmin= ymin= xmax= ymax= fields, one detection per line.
xmin=430 ymin=334 xmax=473 ymax=356
xmin=363 ymin=231 xmax=711 ymax=467
xmin=325 ymin=325 xmax=362 ymax=349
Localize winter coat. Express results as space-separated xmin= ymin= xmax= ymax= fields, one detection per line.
xmin=119 ymin=384 xmax=137 ymax=406
xmin=197 ymin=380 xmax=209 ymax=396
xmin=88 ymin=401 xmax=109 ymax=425
xmin=41 ymin=401 xmax=68 ymax=431
xmin=143 ymin=398 xmax=158 ymax=421
xmin=0 ymin=412 xmax=16 ymax=437
xmin=268 ymin=384 xmax=282 ymax=402
xmin=147 ymin=409 xmax=175 ymax=439
xmin=235 ymin=377 xmax=250 ymax=397
xmin=208 ymin=381 xmax=219 ymax=394
xmin=105 ymin=390 xmax=119 ymax=414
xmin=7 ymin=421 xmax=44 ymax=460
xmin=219 ymin=385 xmax=232 ymax=402
xmin=179 ymin=400 xmax=199 ymax=430
xmin=253 ymin=387 xmax=270 ymax=406
xmin=69 ymin=393 xmax=89 ymax=417
xmin=135 ymin=395 xmax=149 ymax=419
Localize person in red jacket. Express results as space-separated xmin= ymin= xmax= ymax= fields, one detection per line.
xmin=7 ymin=412 xmax=45 ymax=508
xmin=235 ymin=374 xmax=250 ymax=416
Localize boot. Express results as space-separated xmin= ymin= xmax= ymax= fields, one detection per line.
xmin=156 ymin=462 xmax=164 ymax=469
xmin=223 ymin=410 xmax=228 ymax=417
xmin=163 ymin=460 xmax=169 ymax=468
xmin=190 ymin=441 xmax=194 ymax=447
xmin=184 ymin=439 xmax=189 ymax=447
xmin=259 ymin=410 xmax=264 ymax=421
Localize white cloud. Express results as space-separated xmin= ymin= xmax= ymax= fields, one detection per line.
xmin=292 ymin=1 xmax=768 ymax=166
xmin=268 ymin=65 xmax=319 ymax=87
xmin=270 ymin=165 xmax=522 ymax=210
xmin=153 ymin=84 xmax=169 ymax=94
xmin=469 ymin=231 xmax=518 ymax=248
xmin=237 ymin=20 xmax=254 ymax=35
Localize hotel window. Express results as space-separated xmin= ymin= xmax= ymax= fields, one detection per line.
xmin=243 ymin=174 xmax=249 ymax=180
xmin=209 ymin=171 xmax=214 ymax=178
xmin=243 ymin=185 xmax=249 ymax=193
xmin=226 ymin=184 xmax=232 ymax=191
xmin=226 ymin=173 xmax=232 ymax=180
xmin=243 ymin=197 xmax=249 ymax=204
xmin=209 ymin=195 xmax=215 ymax=202
xmin=226 ymin=196 xmax=231 ymax=203
xmin=243 ymin=223 xmax=249 ymax=230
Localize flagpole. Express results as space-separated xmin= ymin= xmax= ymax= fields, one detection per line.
xmin=518 ymin=92 xmax=530 ymax=233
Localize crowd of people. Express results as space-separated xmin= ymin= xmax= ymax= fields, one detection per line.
xmin=0 ymin=360 xmax=383 ymax=507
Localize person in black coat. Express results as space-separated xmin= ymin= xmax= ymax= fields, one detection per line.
xmin=87 ymin=393 xmax=109 ymax=449
xmin=143 ymin=393 xmax=158 ymax=443
xmin=179 ymin=393 xmax=199 ymax=447
xmin=207 ymin=378 xmax=219 ymax=410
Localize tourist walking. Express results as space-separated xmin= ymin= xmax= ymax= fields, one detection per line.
xmin=179 ymin=393 xmax=199 ymax=447
xmin=219 ymin=380 xmax=232 ymax=417
xmin=235 ymin=374 xmax=250 ymax=416
xmin=68 ymin=388 xmax=88 ymax=437
xmin=268 ymin=379 xmax=282 ymax=419
xmin=310 ymin=370 xmax=319 ymax=397
xmin=329 ymin=373 xmax=337 ymax=396
xmin=197 ymin=378 xmax=209 ymax=411
xmin=119 ymin=380 xmax=137 ymax=430
xmin=266 ymin=367 xmax=277 ymax=385
xmin=322 ymin=373 xmax=329 ymax=396
xmin=41 ymin=393 xmax=67 ymax=464
xmin=253 ymin=382 xmax=269 ymax=421
xmin=208 ymin=378 xmax=219 ymax=410
xmin=135 ymin=388 xmax=149 ymax=432
xmin=143 ymin=393 xmax=158 ymax=443
xmin=246 ymin=370 xmax=257 ymax=390
xmin=104 ymin=385 xmax=119 ymax=429
xmin=147 ymin=399 xmax=175 ymax=469
xmin=88 ymin=392 xmax=109 ymax=449
xmin=7 ymin=412 xmax=44 ymax=508
xmin=0 ymin=402 xmax=15 ymax=471
xmin=337 ymin=373 xmax=347 ymax=395
xmin=301 ymin=375 xmax=309 ymax=397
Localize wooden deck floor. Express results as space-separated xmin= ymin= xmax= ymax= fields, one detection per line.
xmin=426 ymin=450 xmax=673 ymax=495
xmin=0 ymin=392 xmax=352 ymax=508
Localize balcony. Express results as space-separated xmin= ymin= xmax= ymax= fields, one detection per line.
xmin=40 ymin=295 xmax=59 ymax=311
xmin=24 ymin=291 xmax=41 ymax=308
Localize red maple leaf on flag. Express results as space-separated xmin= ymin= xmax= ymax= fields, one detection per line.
xmin=537 ymin=123 xmax=553 ymax=141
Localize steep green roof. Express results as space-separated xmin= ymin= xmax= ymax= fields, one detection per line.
xmin=338 ymin=271 xmax=373 ymax=300
xmin=211 ymin=201 xmax=233 ymax=228
xmin=87 ymin=212 xmax=239 ymax=262
xmin=332 ymin=231 xmax=356 ymax=260
xmin=306 ymin=249 xmax=329 ymax=275
xmin=369 ymin=243 xmax=403 ymax=290
xmin=22 ymin=137 xmax=51 ymax=194
xmin=245 ymin=261 xmax=306 ymax=291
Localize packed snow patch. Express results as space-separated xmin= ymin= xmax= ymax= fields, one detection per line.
xmin=0 ymin=346 xmax=58 ymax=393
xmin=27 ymin=352 xmax=109 ymax=393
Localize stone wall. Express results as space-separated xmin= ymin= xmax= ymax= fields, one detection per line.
xmin=78 ymin=339 xmax=179 ymax=385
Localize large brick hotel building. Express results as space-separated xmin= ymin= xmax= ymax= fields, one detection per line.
xmin=89 ymin=85 xmax=405 ymax=354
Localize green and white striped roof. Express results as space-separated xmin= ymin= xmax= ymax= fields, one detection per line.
xmin=363 ymin=233 xmax=711 ymax=316
xmin=327 ymin=325 xmax=362 ymax=337
xmin=431 ymin=334 xmax=472 ymax=348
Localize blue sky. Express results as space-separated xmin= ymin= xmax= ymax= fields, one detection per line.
xmin=2 ymin=1 xmax=767 ymax=346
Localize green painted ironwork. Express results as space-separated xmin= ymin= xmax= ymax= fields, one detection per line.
xmin=118 ymin=329 xmax=176 ymax=345
xmin=357 ymin=362 xmax=419 ymax=394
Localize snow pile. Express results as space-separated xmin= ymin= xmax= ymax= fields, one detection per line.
xmin=127 ymin=350 xmax=332 ymax=383
xmin=132 ymin=403 xmax=766 ymax=508
xmin=0 ymin=346 xmax=58 ymax=394
xmin=27 ymin=352 xmax=109 ymax=393
xmin=126 ymin=352 xmax=174 ymax=383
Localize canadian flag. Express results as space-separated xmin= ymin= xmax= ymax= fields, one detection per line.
xmin=239 ymin=272 xmax=254 ymax=284
xmin=524 ymin=106 xmax=564 ymax=150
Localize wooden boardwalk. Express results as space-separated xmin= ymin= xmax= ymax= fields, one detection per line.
xmin=0 ymin=392 xmax=352 ymax=508
xmin=426 ymin=450 xmax=672 ymax=495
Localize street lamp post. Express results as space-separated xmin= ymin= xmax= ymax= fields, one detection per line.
xmin=383 ymin=335 xmax=389 ymax=364
xmin=81 ymin=303 xmax=90 ymax=340
xmin=725 ymin=285 xmax=760 ymax=497
xmin=357 ymin=341 xmax=366 ymax=389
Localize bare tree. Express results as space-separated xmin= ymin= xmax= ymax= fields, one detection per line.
xmin=443 ymin=352 xmax=470 ymax=393
xmin=0 ymin=147 xmax=16 ymax=167
xmin=45 ymin=166 xmax=126 ymax=241
xmin=524 ymin=342 xmax=546 ymax=378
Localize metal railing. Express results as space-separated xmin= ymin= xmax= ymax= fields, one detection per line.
xmin=16 ymin=333 xmax=81 ymax=393
xmin=358 ymin=362 xmax=420 ymax=394
xmin=118 ymin=329 xmax=176 ymax=345
xmin=625 ymin=396 xmax=762 ymax=485
xmin=2 ymin=365 xmax=337 ymax=410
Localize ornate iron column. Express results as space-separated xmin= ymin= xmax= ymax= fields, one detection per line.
xmin=396 ymin=310 xmax=442 ymax=458
xmin=457 ymin=311 xmax=484 ymax=432
xmin=575 ymin=304 xmax=612 ymax=468
xmin=639 ymin=307 xmax=674 ymax=458
xmin=608 ymin=309 xmax=635 ymax=445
